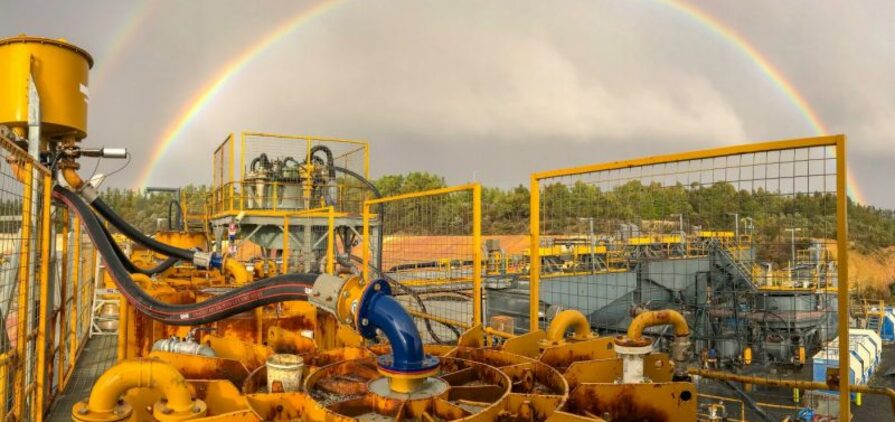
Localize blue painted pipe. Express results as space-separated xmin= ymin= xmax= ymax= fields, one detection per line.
xmin=356 ymin=279 xmax=439 ymax=373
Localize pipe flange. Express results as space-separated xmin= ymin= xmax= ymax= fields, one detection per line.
xmin=71 ymin=400 xmax=132 ymax=422
xmin=151 ymin=398 xmax=207 ymax=421
xmin=613 ymin=335 xmax=652 ymax=349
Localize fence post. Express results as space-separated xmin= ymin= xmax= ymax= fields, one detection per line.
xmin=13 ymin=160 xmax=33 ymax=419
xmin=472 ymin=184 xmax=482 ymax=326
xmin=35 ymin=172 xmax=52 ymax=421
xmin=529 ymin=175 xmax=541 ymax=332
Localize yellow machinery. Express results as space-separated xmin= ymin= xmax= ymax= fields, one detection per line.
xmin=0 ymin=33 xmax=880 ymax=422
xmin=0 ymin=35 xmax=92 ymax=140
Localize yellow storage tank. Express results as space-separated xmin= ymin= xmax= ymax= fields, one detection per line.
xmin=0 ymin=35 xmax=92 ymax=139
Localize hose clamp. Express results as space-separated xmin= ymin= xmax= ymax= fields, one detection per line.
xmin=79 ymin=183 xmax=99 ymax=203
xmin=193 ymin=251 xmax=213 ymax=269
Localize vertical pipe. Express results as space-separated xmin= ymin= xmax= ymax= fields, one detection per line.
xmin=282 ymin=216 xmax=289 ymax=274
xmin=70 ymin=216 xmax=81 ymax=368
xmin=116 ymin=297 xmax=128 ymax=361
xmin=472 ymin=184 xmax=482 ymax=326
xmin=529 ymin=176 xmax=540 ymax=332
xmin=326 ymin=207 xmax=334 ymax=275
xmin=35 ymin=172 xmax=52 ymax=422
xmin=835 ymin=136 xmax=850 ymax=422
xmin=14 ymin=161 xmax=33 ymax=419
xmin=229 ymin=134 xmax=235 ymax=212
xmin=362 ymin=203 xmax=370 ymax=283
xmin=56 ymin=208 xmax=69 ymax=391
xmin=240 ymin=132 xmax=246 ymax=211
xmin=364 ymin=144 xmax=370 ymax=179
xmin=0 ymin=359 xmax=7 ymax=421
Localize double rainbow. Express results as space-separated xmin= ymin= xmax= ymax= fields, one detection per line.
xmin=133 ymin=0 xmax=865 ymax=204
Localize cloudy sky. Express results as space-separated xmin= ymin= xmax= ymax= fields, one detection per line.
xmin=2 ymin=1 xmax=893 ymax=207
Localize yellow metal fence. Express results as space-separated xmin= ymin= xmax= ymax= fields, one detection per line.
xmin=528 ymin=135 xmax=851 ymax=420
xmin=0 ymin=134 xmax=97 ymax=421
xmin=363 ymin=184 xmax=482 ymax=344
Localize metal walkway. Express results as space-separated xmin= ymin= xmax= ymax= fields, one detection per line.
xmin=46 ymin=336 xmax=117 ymax=421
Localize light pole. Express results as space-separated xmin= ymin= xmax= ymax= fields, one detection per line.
xmin=670 ymin=213 xmax=684 ymax=256
xmin=784 ymin=227 xmax=802 ymax=269
xmin=579 ymin=217 xmax=595 ymax=274
xmin=725 ymin=212 xmax=739 ymax=238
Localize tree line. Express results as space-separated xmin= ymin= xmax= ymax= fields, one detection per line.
xmin=97 ymin=171 xmax=895 ymax=253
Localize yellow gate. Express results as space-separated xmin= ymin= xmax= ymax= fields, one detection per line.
xmin=362 ymin=184 xmax=482 ymax=344
xmin=529 ymin=135 xmax=851 ymax=420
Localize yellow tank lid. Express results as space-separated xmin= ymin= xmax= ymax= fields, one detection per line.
xmin=0 ymin=34 xmax=94 ymax=68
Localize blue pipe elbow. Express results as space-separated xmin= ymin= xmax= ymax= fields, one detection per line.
xmin=356 ymin=279 xmax=439 ymax=374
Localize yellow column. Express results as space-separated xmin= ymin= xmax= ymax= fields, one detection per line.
xmin=362 ymin=203 xmax=371 ymax=282
xmin=282 ymin=216 xmax=289 ymax=274
xmin=35 ymin=172 xmax=52 ymax=421
xmin=326 ymin=207 xmax=335 ymax=274
xmin=472 ymin=184 xmax=482 ymax=326
xmin=529 ymin=176 xmax=540 ymax=332
xmin=70 ymin=215 xmax=81 ymax=370
xmin=13 ymin=161 xmax=33 ymax=419
xmin=835 ymin=135 xmax=850 ymax=422
xmin=56 ymin=208 xmax=69 ymax=391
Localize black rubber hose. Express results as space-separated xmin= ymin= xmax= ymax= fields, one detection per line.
xmin=167 ymin=200 xmax=183 ymax=231
xmin=55 ymin=186 xmax=316 ymax=325
xmin=97 ymin=222 xmax=180 ymax=276
xmin=333 ymin=165 xmax=384 ymax=273
xmin=309 ymin=145 xmax=335 ymax=178
xmin=91 ymin=197 xmax=195 ymax=262
xmin=250 ymin=153 xmax=269 ymax=173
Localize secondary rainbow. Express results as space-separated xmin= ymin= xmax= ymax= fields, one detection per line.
xmin=137 ymin=0 xmax=865 ymax=203
xmin=135 ymin=0 xmax=342 ymax=187
xmin=91 ymin=1 xmax=158 ymax=89
xmin=659 ymin=0 xmax=864 ymax=203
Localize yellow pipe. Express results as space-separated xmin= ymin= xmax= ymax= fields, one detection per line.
xmin=117 ymin=297 xmax=128 ymax=361
xmin=472 ymin=184 xmax=482 ymax=325
xmin=224 ymin=258 xmax=248 ymax=285
xmin=72 ymin=359 xmax=206 ymax=420
xmin=627 ymin=309 xmax=689 ymax=341
xmin=61 ymin=166 xmax=84 ymax=190
xmin=690 ymin=368 xmax=895 ymax=417
xmin=545 ymin=309 xmax=591 ymax=343
xmin=13 ymin=161 xmax=33 ymax=418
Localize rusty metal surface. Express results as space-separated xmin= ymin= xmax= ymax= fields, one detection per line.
xmin=564 ymin=382 xmax=696 ymax=422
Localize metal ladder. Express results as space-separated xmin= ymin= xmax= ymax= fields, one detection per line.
xmin=89 ymin=255 xmax=120 ymax=336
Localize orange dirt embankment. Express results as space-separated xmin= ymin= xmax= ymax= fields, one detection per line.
xmin=828 ymin=243 xmax=895 ymax=299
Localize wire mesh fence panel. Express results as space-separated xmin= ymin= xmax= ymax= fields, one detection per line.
xmin=530 ymin=136 xmax=850 ymax=414
xmin=363 ymin=185 xmax=481 ymax=345
xmin=0 ymin=137 xmax=32 ymax=419
xmin=211 ymin=134 xmax=235 ymax=215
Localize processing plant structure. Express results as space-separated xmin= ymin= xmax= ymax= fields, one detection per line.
xmin=0 ymin=34 xmax=881 ymax=422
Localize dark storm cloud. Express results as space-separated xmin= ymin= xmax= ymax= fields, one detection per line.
xmin=1 ymin=1 xmax=892 ymax=206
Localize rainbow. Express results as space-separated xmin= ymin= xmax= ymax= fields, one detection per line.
xmin=91 ymin=1 xmax=158 ymax=89
xmin=136 ymin=0 xmax=865 ymax=204
xmin=659 ymin=0 xmax=864 ymax=203
xmin=134 ymin=0 xmax=342 ymax=187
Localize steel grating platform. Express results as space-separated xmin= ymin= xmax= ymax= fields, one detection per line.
xmin=46 ymin=336 xmax=117 ymax=421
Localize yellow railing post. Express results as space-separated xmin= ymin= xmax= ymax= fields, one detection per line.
xmin=362 ymin=203 xmax=370 ymax=282
xmin=35 ymin=172 xmax=52 ymax=421
xmin=13 ymin=160 xmax=33 ymax=419
xmin=472 ymin=183 xmax=482 ymax=326
xmin=326 ymin=207 xmax=335 ymax=275
xmin=56 ymin=207 xmax=69 ymax=391
xmin=529 ymin=175 xmax=540 ymax=332
xmin=282 ymin=216 xmax=289 ymax=274
xmin=835 ymin=135 xmax=850 ymax=422
xmin=70 ymin=215 xmax=81 ymax=374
